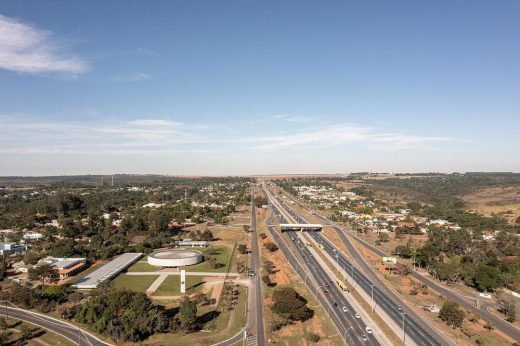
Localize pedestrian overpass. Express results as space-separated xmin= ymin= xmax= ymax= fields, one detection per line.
xmin=280 ymin=223 xmax=323 ymax=232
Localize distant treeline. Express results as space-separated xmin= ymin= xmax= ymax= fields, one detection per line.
xmin=0 ymin=175 xmax=251 ymax=188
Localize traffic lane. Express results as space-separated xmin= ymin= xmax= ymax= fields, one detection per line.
xmin=268 ymin=192 xmax=374 ymax=344
xmin=330 ymin=227 xmax=434 ymax=339
xmin=337 ymin=225 xmax=520 ymax=343
xmin=267 ymin=227 xmax=353 ymax=345
xmin=287 ymin=234 xmax=360 ymax=346
xmin=2 ymin=307 xmax=109 ymax=346
xmin=297 ymin=240 xmax=378 ymax=346
xmin=285 ymin=231 xmax=378 ymax=346
xmin=250 ymin=194 xmax=266 ymax=346
xmin=312 ymin=233 xmax=438 ymax=346
xmin=275 ymin=192 xmax=447 ymax=346
xmin=313 ymin=232 xmax=426 ymax=345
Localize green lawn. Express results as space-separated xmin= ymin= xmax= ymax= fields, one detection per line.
xmin=153 ymin=275 xmax=204 ymax=296
xmin=127 ymin=261 xmax=159 ymax=272
xmin=179 ymin=245 xmax=235 ymax=273
xmin=112 ymin=274 xmax=159 ymax=292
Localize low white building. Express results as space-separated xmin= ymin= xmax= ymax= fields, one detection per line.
xmin=23 ymin=231 xmax=44 ymax=241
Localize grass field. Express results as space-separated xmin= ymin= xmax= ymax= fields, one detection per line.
xmin=179 ymin=245 xmax=235 ymax=273
xmin=125 ymin=245 xmax=236 ymax=274
xmin=112 ymin=274 xmax=159 ymax=292
xmin=127 ymin=261 xmax=158 ymax=272
xmin=153 ymin=275 xmax=204 ymax=296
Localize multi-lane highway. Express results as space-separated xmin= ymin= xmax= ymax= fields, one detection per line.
xmin=268 ymin=184 xmax=450 ymax=346
xmin=279 ymin=183 xmax=520 ymax=344
xmin=335 ymin=222 xmax=520 ymax=343
xmin=264 ymin=185 xmax=380 ymax=345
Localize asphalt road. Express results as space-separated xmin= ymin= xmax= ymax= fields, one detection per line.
xmin=0 ymin=305 xmax=111 ymax=346
xmin=272 ymin=193 xmax=446 ymax=346
xmin=338 ymin=224 xmax=520 ymax=343
xmin=264 ymin=187 xmax=379 ymax=345
xmin=250 ymin=184 xmax=266 ymax=346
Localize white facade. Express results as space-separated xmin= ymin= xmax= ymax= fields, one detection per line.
xmin=23 ymin=231 xmax=44 ymax=241
xmin=148 ymin=250 xmax=202 ymax=267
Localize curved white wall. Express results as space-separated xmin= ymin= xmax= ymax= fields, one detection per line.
xmin=147 ymin=251 xmax=202 ymax=267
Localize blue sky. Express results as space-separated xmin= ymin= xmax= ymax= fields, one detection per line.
xmin=0 ymin=1 xmax=519 ymax=175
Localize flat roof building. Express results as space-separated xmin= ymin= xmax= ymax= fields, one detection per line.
xmin=72 ymin=253 xmax=142 ymax=289
xmin=39 ymin=257 xmax=88 ymax=280
xmin=0 ymin=243 xmax=27 ymax=256
xmin=174 ymin=240 xmax=208 ymax=247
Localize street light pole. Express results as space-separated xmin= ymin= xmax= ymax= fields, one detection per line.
xmin=371 ymin=284 xmax=375 ymax=314
xmin=401 ymin=312 xmax=406 ymax=346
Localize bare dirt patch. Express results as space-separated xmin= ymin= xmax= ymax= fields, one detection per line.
xmin=463 ymin=186 xmax=520 ymax=223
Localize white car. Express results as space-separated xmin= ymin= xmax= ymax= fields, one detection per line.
xmin=342 ymin=306 xmax=348 ymax=312
xmin=362 ymin=335 xmax=368 ymax=341
xmin=355 ymin=313 xmax=361 ymax=319
xmin=365 ymin=327 xmax=372 ymax=334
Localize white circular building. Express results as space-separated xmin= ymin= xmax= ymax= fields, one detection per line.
xmin=148 ymin=249 xmax=203 ymax=267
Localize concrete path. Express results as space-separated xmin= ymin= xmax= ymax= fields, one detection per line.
xmin=146 ymin=273 xmax=168 ymax=294
xmin=126 ymin=271 xmax=239 ymax=276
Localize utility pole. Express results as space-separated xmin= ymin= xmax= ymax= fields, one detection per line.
xmin=371 ymin=284 xmax=375 ymax=314
xmin=401 ymin=312 xmax=406 ymax=346
xmin=111 ymin=175 xmax=114 ymax=186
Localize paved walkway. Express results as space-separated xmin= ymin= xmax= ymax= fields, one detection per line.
xmin=146 ymin=273 xmax=168 ymax=294
xmin=127 ymin=271 xmax=239 ymax=276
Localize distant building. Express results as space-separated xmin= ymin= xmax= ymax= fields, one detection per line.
xmin=142 ymin=203 xmax=165 ymax=209
xmin=39 ymin=257 xmax=88 ymax=280
xmin=428 ymin=219 xmax=449 ymax=226
xmin=174 ymin=240 xmax=208 ymax=247
xmin=22 ymin=231 xmax=45 ymax=241
xmin=0 ymin=243 xmax=27 ymax=256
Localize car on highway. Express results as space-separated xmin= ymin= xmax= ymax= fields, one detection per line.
xmin=355 ymin=313 xmax=361 ymax=319
xmin=342 ymin=306 xmax=348 ymax=312
xmin=397 ymin=306 xmax=403 ymax=312
xmin=324 ymin=290 xmax=328 ymax=295
xmin=332 ymin=301 xmax=338 ymax=307
xmin=362 ymin=335 xmax=368 ymax=341
xmin=365 ymin=327 xmax=372 ymax=334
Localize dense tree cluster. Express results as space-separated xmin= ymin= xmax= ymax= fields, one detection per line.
xmin=439 ymin=301 xmax=465 ymax=328
xmin=394 ymin=227 xmax=520 ymax=292
xmin=0 ymin=177 xmax=250 ymax=261
xmin=74 ymin=288 xmax=171 ymax=342
xmin=3 ymin=282 xmax=69 ymax=313
xmin=271 ymin=287 xmax=313 ymax=322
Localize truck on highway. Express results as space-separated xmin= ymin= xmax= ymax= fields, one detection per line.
xmin=336 ymin=280 xmax=349 ymax=293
